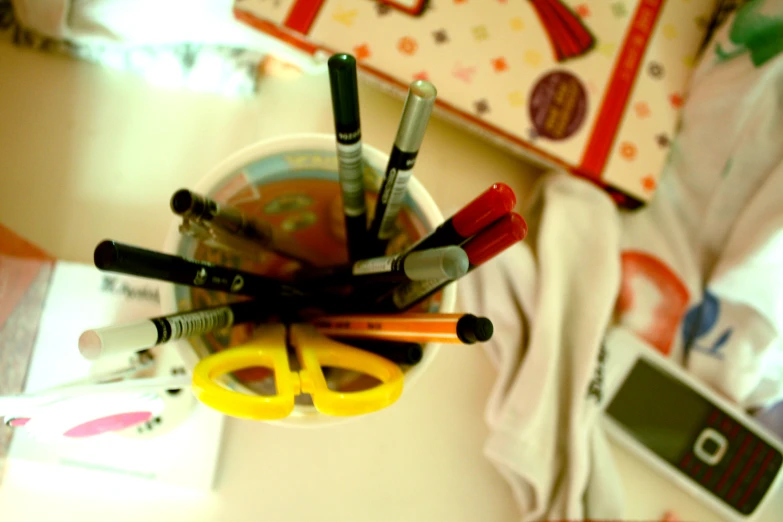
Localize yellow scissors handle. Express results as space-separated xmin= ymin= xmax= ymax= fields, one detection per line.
xmin=191 ymin=324 xmax=405 ymax=420
xmin=292 ymin=324 xmax=404 ymax=417
xmin=192 ymin=324 xmax=296 ymax=420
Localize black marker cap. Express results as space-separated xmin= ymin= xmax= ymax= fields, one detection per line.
xmin=94 ymin=240 xmax=120 ymax=269
xmin=370 ymin=343 xmax=423 ymax=365
xmin=456 ymin=314 xmax=494 ymax=344
xmin=336 ymin=339 xmax=423 ymax=365
xmin=402 ymin=344 xmax=424 ymax=365
xmin=170 ymin=189 xmax=209 ymax=219
xmin=327 ymin=54 xmax=361 ymax=135
xmin=171 ymin=189 xmax=194 ymax=215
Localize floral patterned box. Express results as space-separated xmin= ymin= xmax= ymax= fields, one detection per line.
xmin=234 ymin=0 xmax=716 ymax=205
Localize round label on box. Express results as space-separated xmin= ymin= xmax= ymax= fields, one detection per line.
xmin=529 ymin=71 xmax=587 ymax=141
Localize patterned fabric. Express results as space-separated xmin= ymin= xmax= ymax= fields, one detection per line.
xmin=0 ymin=0 xmax=264 ymax=97
xmin=697 ymin=0 xmax=753 ymax=56
xmin=713 ymin=0 xmax=783 ymax=67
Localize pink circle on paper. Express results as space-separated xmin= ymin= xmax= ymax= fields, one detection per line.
xmin=63 ymin=411 xmax=153 ymax=438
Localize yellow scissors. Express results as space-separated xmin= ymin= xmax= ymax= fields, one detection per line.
xmin=191 ymin=323 xmax=405 ymax=420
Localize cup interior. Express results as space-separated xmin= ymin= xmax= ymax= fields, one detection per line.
xmin=161 ymin=134 xmax=456 ymax=426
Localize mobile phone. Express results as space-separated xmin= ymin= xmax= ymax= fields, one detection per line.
xmin=601 ymin=328 xmax=783 ymax=521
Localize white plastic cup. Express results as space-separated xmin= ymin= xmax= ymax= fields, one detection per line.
xmin=161 ymin=133 xmax=456 ymax=427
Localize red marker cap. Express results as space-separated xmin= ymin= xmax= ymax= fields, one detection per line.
xmin=451 ymin=183 xmax=517 ymax=239
xmin=463 ymin=213 xmax=527 ymax=267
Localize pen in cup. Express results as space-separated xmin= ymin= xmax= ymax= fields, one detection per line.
xmin=177 ymin=219 xmax=266 ymax=262
xmin=296 ymin=245 xmax=468 ymax=286
xmin=312 ymin=313 xmax=493 ymax=345
xmin=374 ymin=213 xmax=528 ymax=312
xmin=79 ymin=300 xmax=266 ymax=361
xmin=333 ymin=339 xmax=424 ymax=365
xmin=171 ymin=189 xmax=313 ymax=264
xmin=328 ymin=54 xmax=368 ymax=262
xmin=405 ymin=183 xmax=517 ymax=253
xmin=93 ymin=240 xmax=306 ymax=298
xmin=368 ymin=80 xmax=437 ymax=256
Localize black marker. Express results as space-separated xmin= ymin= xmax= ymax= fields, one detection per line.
xmin=368 ymin=80 xmax=437 ymax=256
xmin=296 ymin=246 xmax=468 ymax=286
xmin=328 ymin=54 xmax=368 ymax=262
xmin=79 ymin=300 xmax=266 ymax=361
xmin=93 ymin=240 xmax=305 ymax=298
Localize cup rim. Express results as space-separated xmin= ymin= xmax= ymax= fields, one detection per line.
xmin=160 ymin=133 xmax=457 ymax=427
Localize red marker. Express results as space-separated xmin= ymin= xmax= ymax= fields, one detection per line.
xmin=406 ymin=183 xmax=516 ymax=253
xmin=375 ymin=213 xmax=527 ymax=312
xmin=461 ymin=213 xmax=527 ymax=267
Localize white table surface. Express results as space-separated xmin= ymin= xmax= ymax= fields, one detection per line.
xmin=1 ymin=42 xmax=780 ymax=521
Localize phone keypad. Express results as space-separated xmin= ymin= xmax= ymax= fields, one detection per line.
xmin=676 ymin=408 xmax=782 ymax=515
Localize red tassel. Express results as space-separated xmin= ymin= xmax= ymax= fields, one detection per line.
xmin=528 ymin=0 xmax=596 ymax=62
xmin=549 ymin=0 xmax=595 ymax=50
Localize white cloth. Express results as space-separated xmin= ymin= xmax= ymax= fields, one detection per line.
xmin=459 ymin=4 xmax=783 ymax=518
xmin=11 ymin=0 xmax=262 ymax=47
xmin=458 ymin=174 xmax=625 ymax=521
xmin=6 ymin=0 xmax=270 ymax=97
xmin=11 ymin=0 xmax=326 ymax=82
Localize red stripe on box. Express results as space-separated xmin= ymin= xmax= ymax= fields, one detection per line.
xmin=234 ymin=8 xmax=319 ymax=54
xmin=578 ymin=0 xmax=665 ymax=179
xmin=284 ymin=0 xmax=326 ymax=34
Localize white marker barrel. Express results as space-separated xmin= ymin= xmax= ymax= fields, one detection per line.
xmin=78 ymin=302 xmax=261 ymax=361
xmin=79 ymin=321 xmax=158 ymax=361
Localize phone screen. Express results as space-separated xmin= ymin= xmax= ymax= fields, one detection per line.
xmin=606 ymin=358 xmax=711 ymax=463
xmin=606 ymin=359 xmax=782 ymax=516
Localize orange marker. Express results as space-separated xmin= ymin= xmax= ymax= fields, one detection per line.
xmin=312 ymin=313 xmax=493 ymax=345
